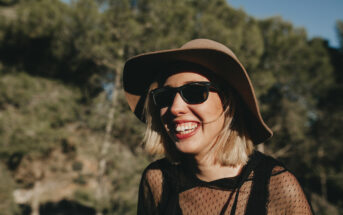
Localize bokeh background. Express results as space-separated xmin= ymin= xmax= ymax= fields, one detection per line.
xmin=0 ymin=0 xmax=342 ymax=214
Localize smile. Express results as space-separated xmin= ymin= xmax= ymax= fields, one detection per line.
xmin=174 ymin=121 xmax=199 ymax=139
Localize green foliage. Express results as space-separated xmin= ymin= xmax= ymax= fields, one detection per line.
xmin=0 ymin=0 xmax=117 ymax=98
xmin=107 ymin=144 xmax=151 ymax=215
xmin=112 ymin=92 xmax=146 ymax=151
xmin=193 ymin=0 xmax=264 ymax=70
xmin=0 ymin=72 xmax=82 ymax=158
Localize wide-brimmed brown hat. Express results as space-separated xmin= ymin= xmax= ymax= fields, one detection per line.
xmin=123 ymin=39 xmax=272 ymax=144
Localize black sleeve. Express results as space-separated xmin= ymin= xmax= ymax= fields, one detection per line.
xmin=137 ymin=169 xmax=159 ymax=215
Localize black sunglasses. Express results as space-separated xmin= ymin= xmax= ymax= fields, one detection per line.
xmin=150 ymin=82 xmax=219 ymax=108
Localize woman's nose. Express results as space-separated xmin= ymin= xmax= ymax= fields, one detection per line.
xmin=170 ymin=92 xmax=188 ymax=116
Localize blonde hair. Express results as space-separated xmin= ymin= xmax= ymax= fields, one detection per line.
xmin=142 ymin=75 xmax=254 ymax=166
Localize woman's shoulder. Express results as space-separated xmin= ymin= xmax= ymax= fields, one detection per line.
xmin=267 ymin=166 xmax=313 ymax=214
xmin=251 ymin=151 xmax=313 ymax=214
xmin=142 ymin=158 xmax=166 ymax=181
xmin=248 ymin=150 xmax=291 ymax=182
xmin=253 ymin=150 xmax=285 ymax=164
xmin=140 ymin=158 xmax=179 ymax=207
xmin=252 ymin=150 xmax=287 ymax=174
xmin=139 ymin=159 xmax=169 ymax=206
xmin=142 ymin=158 xmax=178 ymax=182
xmin=144 ymin=158 xmax=173 ymax=171
xmin=251 ymin=151 xmax=305 ymax=189
xmin=142 ymin=158 xmax=176 ymax=177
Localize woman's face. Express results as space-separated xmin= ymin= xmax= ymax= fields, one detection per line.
xmin=159 ymin=71 xmax=225 ymax=159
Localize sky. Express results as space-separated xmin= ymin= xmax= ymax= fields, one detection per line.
xmin=228 ymin=0 xmax=343 ymax=48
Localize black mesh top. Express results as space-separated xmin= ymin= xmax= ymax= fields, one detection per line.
xmin=138 ymin=151 xmax=313 ymax=215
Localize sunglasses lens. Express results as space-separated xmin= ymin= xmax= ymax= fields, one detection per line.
xmin=153 ymin=89 xmax=175 ymax=108
xmin=182 ymin=85 xmax=208 ymax=104
xmin=152 ymin=82 xmax=214 ymax=108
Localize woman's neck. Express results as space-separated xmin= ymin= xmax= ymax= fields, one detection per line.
xmin=196 ymin=161 xmax=243 ymax=182
xmin=183 ymin=154 xmax=243 ymax=182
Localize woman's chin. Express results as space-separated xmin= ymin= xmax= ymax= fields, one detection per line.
xmin=175 ymin=140 xmax=201 ymax=155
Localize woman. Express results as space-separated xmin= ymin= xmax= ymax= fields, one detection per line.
xmin=123 ymin=39 xmax=313 ymax=215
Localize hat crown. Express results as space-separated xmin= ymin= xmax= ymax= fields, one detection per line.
xmin=181 ymin=39 xmax=238 ymax=60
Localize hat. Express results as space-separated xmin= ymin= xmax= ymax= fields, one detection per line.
xmin=123 ymin=39 xmax=272 ymax=144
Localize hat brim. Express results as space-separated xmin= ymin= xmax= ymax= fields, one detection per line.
xmin=123 ymin=48 xmax=272 ymax=144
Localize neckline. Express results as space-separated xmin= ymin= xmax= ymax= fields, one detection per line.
xmin=179 ymin=151 xmax=261 ymax=191
xmin=192 ymin=173 xmax=242 ymax=190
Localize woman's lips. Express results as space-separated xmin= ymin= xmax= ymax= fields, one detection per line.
xmin=173 ymin=121 xmax=200 ymax=140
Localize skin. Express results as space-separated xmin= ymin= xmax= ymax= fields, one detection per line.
xmin=160 ymin=71 xmax=243 ymax=181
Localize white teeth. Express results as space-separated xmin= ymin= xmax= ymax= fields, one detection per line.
xmin=180 ymin=130 xmax=193 ymax=134
xmin=175 ymin=122 xmax=198 ymax=133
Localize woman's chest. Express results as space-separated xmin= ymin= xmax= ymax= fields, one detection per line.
xmin=178 ymin=182 xmax=252 ymax=215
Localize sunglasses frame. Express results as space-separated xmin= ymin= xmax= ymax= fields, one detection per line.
xmin=150 ymin=81 xmax=219 ymax=108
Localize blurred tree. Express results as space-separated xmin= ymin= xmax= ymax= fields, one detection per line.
xmin=256 ymin=17 xmax=333 ymax=150
xmin=132 ymin=0 xmax=195 ymax=52
xmin=0 ymin=0 xmax=117 ymax=98
xmin=193 ymin=0 xmax=264 ymax=70
xmin=306 ymin=20 xmax=343 ymax=207
xmin=0 ymin=72 xmax=82 ymax=159
xmin=254 ymin=17 xmax=341 ymax=214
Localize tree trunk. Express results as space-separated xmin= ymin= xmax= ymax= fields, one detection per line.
xmin=319 ymin=169 xmax=327 ymax=200
xmin=96 ymin=65 xmax=122 ymax=215
xmin=31 ymin=181 xmax=40 ymax=215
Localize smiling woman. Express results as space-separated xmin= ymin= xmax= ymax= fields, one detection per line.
xmin=123 ymin=39 xmax=313 ymax=215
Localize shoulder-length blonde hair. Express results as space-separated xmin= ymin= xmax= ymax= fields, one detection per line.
xmin=142 ymin=67 xmax=254 ymax=166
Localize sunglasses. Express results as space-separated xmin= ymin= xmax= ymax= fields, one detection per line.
xmin=150 ymin=82 xmax=219 ymax=108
